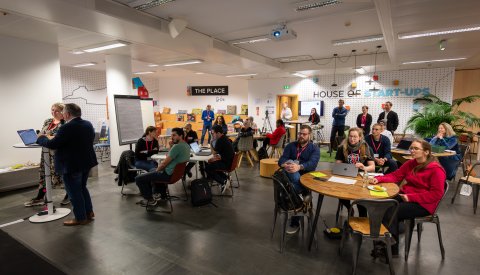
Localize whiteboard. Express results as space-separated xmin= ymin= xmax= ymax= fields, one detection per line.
xmin=114 ymin=95 xmax=144 ymax=145
xmin=299 ymin=101 xmax=322 ymax=116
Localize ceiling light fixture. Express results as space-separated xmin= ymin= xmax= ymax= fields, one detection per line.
xmin=331 ymin=53 xmax=338 ymax=87
xmin=195 ymin=72 xmax=205 ymax=75
xmin=369 ymin=45 xmax=381 ymax=91
xmin=230 ymin=36 xmax=272 ymax=45
xmin=163 ymin=59 xmax=203 ymax=67
xmin=81 ymin=40 xmax=130 ymax=53
xmin=402 ymin=57 xmax=467 ymax=65
xmin=148 ymin=64 xmax=159 ymax=67
xmin=69 ymin=50 xmax=85 ymax=55
xmin=130 ymin=0 xmax=175 ymax=11
xmin=355 ymin=67 xmax=366 ymax=74
xmin=295 ymin=0 xmax=341 ymax=12
xmin=134 ymin=71 xmax=155 ymax=75
xmin=292 ymin=72 xmax=308 ymax=78
xmin=225 ymin=73 xmax=257 ymax=78
xmin=72 ymin=62 xmax=97 ymax=68
xmin=439 ymin=39 xmax=447 ymax=51
xmin=332 ymin=34 xmax=384 ymax=46
xmin=398 ymin=24 xmax=480 ymax=39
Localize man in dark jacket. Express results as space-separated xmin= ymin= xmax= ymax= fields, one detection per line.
xmin=37 ymin=103 xmax=97 ymax=226
xmin=377 ymin=101 xmax=399 ymax=135
xmin=365 ymin=123 xmax=398 ymax=174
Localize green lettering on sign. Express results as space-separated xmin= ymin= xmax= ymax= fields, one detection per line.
xmin=284 ymin=85 xmax=290 ymax=89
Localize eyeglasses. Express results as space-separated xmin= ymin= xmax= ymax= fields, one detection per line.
xmin=409 ymin=147 xmax=423 ymax=151
xmin=298 ymin=132 xmax=310 ymax=136
xmin=372 ymin=128 xmax=381 ymax=131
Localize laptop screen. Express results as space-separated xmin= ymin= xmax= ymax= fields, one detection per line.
xmin=189 ymin=142 xmax=201 ymax=153
xmin=397 ymin=139 xmax=413 ymax=150
xmin=17 ymin=129 xmax=38 ymax=145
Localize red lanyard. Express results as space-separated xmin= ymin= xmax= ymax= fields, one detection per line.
xmin=370 ymin=136 xmax=381 ymax=153
xmin=47 ymin=121 xmax=58 ymax=131
xmin=145 ymin=140 xmax=153 ymax=152
xmin=296 ymin=144 xmax=308 ymax=160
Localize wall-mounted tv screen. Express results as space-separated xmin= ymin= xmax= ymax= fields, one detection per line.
xmin=299 ymin=101 xmax=324 ymax=116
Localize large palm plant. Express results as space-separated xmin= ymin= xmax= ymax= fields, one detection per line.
xmin=405 ymin=94 xmax=480 ymax=138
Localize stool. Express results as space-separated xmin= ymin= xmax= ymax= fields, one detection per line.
xmin=260 ymin=158 xmax=279 ymax=178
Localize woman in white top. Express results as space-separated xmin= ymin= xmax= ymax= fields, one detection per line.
xmin=280 ymin=102 xmax=292 ymax=121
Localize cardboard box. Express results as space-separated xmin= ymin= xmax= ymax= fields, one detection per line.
xmin=162 ymin=107 xmax=171 ymax=114
xmin=227 ymin=105 xmax=237 ymax=115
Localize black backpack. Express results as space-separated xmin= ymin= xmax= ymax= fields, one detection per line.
xmin=257 ymin=147 xmax=268 ymax=160
xmin=272 ymin=169 xmax=304 ymax=211
xmin=191 ymin=179 xmax=213 ymax=207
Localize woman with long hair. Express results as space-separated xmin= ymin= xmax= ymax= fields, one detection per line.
xmin=213 ymin=115 xmax=228 ymax=134
xmin=429 ymin=122 xmax=461 ymax=179
xmin=308 ymin=108 xmax=320 ymax=125
xmin=371 ymin=139 xmax=446 ymax=257
xmin=135 ymin=126 xmax=159 ymax=171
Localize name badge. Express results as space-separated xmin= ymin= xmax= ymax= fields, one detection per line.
xmin=374 ymin=154 xmax=379 ymax=158
xmin=361 ymin=124 xmax=365 ymax=127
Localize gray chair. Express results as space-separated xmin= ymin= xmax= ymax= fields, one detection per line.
xmin=237 ymin=136 xmax=255 ymax=167
xmin=405 ymin=181 xmax=449 ymax=260
xmin=339 ymin=199 xmax=399 ymax=275
xmin=268 ymin=134 xmax=286 ymax=158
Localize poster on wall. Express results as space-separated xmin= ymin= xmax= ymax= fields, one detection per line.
xmin=189 ymin=86 xmax=228 ymax=96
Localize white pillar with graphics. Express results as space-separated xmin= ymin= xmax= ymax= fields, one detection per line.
xmin=106 ymin=54 xmax=133 ymax=166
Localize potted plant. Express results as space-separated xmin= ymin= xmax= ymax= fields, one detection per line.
xmin=405 ymin=94 xmax=480 ymax=138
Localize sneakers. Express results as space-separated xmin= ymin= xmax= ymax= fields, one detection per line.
xmin=221 ymin=180 xmax=231 ymax=194
xmin=286 ymin=223 xmax=300 ymax=234
xmin=24 ymin=198 xmax=44 ymax=207
xmin=138 ymin=199 xmax=157 ymax=207
xmin=60 ymin=197 xmax=70 ymax=206
xmin=153 ymin=193 xmax=167 ymax=201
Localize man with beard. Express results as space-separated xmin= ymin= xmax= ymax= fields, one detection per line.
xmin=278 ymin=125 xmax=320 ymax=234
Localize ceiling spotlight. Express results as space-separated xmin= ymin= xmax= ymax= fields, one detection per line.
xmin=439 ymin=39 xmax=447 ymax=51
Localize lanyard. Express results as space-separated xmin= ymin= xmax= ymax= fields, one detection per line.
xmin=145 ymin=140 xmax=153 ymax=152
xmin=370 ymin=136 xmax=381 ymax=153
xmin=47 ymin=120 xmax=58 ymax=131
xmin=296 ymin=144 xmax=308 ymax=160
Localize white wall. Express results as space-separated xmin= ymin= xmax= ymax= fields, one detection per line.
xmin=0 ymin=35 xmax=62 ymax=167
xmin=156 ymin=75 xmax=248 ymax=115
xmin=248 ymin=67 xmax=454 ymax=136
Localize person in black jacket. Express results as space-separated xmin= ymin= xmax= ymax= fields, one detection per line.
xmin=365 ymin=123 xmax=398 ymax=174
xmin=135 ymin=126 xmax=159 ymax=171
xmin=308 ymin=108 xmax=320 ymax=125
xmin=377 ymin=101 xmax=399 ymax=135
xmin=184 ymin=123 xmax=198 ymax=178
xmin=37 ymin=103 xmax=97 ymax=226
xmin=356 ymin=105 xmax=373 ymax=135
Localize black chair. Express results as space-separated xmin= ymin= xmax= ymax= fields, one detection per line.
xmin=451 ymin=160 xmax=480 ymax=214
xmin=404 ymin=181 xmax=449 ymax=261
xmin=339 ymin=199 xmax=399 ymax=275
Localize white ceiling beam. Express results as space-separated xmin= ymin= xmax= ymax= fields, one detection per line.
xmin=372 ymin=0 xmax=397 ymax=64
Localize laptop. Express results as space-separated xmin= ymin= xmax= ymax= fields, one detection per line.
xmin=17 ymin=129 xmax=38 ymax=145
xmin=332 ymin=163 xmax=359 ymax=178
xmin=396 ymin=139 xmax=413 ymax=151
xmin=190 ymin=142 xmax=212 ymax=156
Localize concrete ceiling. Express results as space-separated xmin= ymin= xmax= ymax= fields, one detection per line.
xmin=0 ymin=0 xmax=479 ymax=79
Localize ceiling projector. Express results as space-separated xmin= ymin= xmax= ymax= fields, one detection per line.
xmin=271 ymin=25 xmax=297 ymax=41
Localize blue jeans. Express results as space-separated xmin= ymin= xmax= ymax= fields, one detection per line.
xmin=135 ymin=160 xmax=157 ymax=172
xmin=63 ymin=169 xmax=93 ymax=221
xmin=201 ymin=124 xmax=212 ymax=145
xmin=135 ymin=170 xmax=171 ymax=199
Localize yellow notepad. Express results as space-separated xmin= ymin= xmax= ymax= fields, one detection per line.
xmin=310 ymin=172 xmax=327 ymax=177
xmin=369 ymin=191 xmax=388 ymax=197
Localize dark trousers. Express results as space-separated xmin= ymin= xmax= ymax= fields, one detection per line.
xmin=339 ymin=199 xmax=367 ymax=217
xmin=202 ymin=161 xmax=228 ymax=186
xmin=262 ymin=137 xmax=271 ymax=150
xmin=383 ymin=195 xmax=430 ymax=253
xmin=185 ymin=162 xmax=195 ymax=176
xmin=379 ymin=159 xmax=398 ymax=174
xmin=134 ymin=160 xmax=157 ymax=172
xmin=201 ymin=124 xmax=212 ymax=145
xmin=330 ymin=125 xmax=345 ymax=150
xmin=135 ymin=170 xmax=171 ymax=199
xmin=63 ymin=169 xmax=93 ymax=221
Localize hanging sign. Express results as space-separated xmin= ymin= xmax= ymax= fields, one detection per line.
xmin=189 ymin=86 xmax=228 ymax=96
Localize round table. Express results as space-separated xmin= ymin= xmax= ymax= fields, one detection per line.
xmin=300 ymin=170 xmax=399 ymax=250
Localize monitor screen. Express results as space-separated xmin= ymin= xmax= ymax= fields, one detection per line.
xmin=299 ymin=101 xmax=323 ymax=116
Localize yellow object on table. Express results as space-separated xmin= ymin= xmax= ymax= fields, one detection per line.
xmin=310 ymin=172 xmax=327 ymax=177
xmin=369 ymin=190 xmax=389 ymax=197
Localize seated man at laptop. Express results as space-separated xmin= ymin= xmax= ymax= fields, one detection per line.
xmin=202 ymin=125 xmax=235 ymax=194
xmin=278 ymin=125 xmax=320 ymax=234
xmin=365 ymin=123 xmax=398 ymax=174
xmin=336 ymin=127 xmax=375 ymax=217
xmin=135 ymin=127 xmax=190 ymax=206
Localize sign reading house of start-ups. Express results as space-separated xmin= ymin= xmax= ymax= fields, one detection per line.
xmin=189 ymin=86 xmax=228 ymax=96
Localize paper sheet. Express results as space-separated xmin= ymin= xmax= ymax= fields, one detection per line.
xmin=369 ymin=190 xmax=389 ymax=197
xmin=310 ymin=172 xmax=327 ymax=177
xmin=328 ymin=176 xmax=356 ymax=185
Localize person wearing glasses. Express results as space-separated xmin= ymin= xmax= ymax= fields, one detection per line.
xmin=365 ymin=123 xmax=398 ymax=174
xmin=370 ymin=140 xmax=446 ymax=257
xmin=278 ymin=125 xmax=320 ymax=234
xmin=428 ymin=122 xmax=461 ymax=180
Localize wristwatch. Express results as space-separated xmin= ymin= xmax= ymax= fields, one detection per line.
xmin=299 ymin=164 xmax=304 ymax=170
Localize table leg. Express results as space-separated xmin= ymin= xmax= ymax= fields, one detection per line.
xmin=308 ymin=193 xmax=324 ymax=251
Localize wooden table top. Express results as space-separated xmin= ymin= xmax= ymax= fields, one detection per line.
xmin=253 ymin=134 xmax=266 ymax=139
xmin=300 ymin=170 xmax=399 ymax=201
xmin=391 ymin=148 xmax=456 ymax=157
xmin=285 ymin=120 xmax=307 ymax=124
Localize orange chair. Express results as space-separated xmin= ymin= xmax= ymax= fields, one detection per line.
xmin=214 ymin=152 xmax=241 ymax=196
xmin=147 ymin=162 xmax=187 ymax=213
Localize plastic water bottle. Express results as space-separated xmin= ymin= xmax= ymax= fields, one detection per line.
xmin=362 ymin=171 xmax=369 ymax=188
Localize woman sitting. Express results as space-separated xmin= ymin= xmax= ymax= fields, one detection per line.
xmin=261 ymin=119 xmax=286 ymax=150
xmin=371 ymin=140 xmax=446 ymax=256
xmin=308 ymin=108 xmax=320 ymax=125
xmin=213 ymin=115 xmax=228 ymax=134
xmin=428 ymin=122 xmax=461 ymax=179
xmin=135 ymin=126 xmax=159 ymax=171
xmin=335 ymin=127 xmax=375 ymax=217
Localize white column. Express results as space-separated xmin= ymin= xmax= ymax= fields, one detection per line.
xmin=106 ymin=54 xmax=133 ymax=166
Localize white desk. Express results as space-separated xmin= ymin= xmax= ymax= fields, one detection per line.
xmin=13 ymin=143 xmax=71 ymax=223
xmin=152 ymin=153 xmax=212 ymax=179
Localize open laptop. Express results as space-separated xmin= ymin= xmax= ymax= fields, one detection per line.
xmin=395 ymin=139 xmax=413 ymax=151
xmin=17 ymin=129 xmax=38 ymax=145
xmin=190 ymin=142 xmax=211 ymax=156
xmin=332 ymin=163 xmax=359 ymax=178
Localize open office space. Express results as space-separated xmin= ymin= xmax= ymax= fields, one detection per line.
xmin=1 ymin=1 xmax=480 ymax=274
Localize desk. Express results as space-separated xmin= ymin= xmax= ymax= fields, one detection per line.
xmin=391 ymin=149 xmax=456 ymax=164
xmin=301 ymin=170 xmax=399 ymax=251
xmin=285 ymin=120 xmax=307 ymax=141
xmin=151 ymin=153 xmax=211 ymax=179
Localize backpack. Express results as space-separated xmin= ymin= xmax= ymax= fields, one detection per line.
xmin=191 ymin=179 xmax=213 ymax=207
xmin=272 ymin=169 xmax=304 ymax=211
xmin=257 ymin=147 xmax=268 ymax=160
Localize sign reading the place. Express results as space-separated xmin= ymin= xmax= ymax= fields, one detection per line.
xmin=189 ymin=86 xmax=228 ymax=96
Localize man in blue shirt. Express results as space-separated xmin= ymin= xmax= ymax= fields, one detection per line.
xmin=278 ymin=125 xmax=320 ymax=234
xmin=365 ymin=123 xmax=398 ymax=174
xmin=329 ymin=99 xmax=349 ymax=153
xmin=201 ymin=104 xmax=214 ymax=145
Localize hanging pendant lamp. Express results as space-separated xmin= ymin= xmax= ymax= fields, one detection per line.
xmin=331 ymin=53 xmax=338 ymax=87
xmin=351 ymin=50 xmax=357 ymax=88
xmin=369 ymin=45 xmax=381 ymax=91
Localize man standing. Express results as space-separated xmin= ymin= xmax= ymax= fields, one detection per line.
xmin=201 ymin=105 xmax=215 ymax=145
xmin=377 ymin=101 xmax=399 ymax=135
xmin=135 ymin=128 xmax=190 ymax=206
xmin=36 ymin=103 xmax=97 ymax=226
xmin=329 ymin=99 xmax=349 ymax=153
xmin=365 ymin=123 xmax=398 ymax=174
xmin=280 ymin=102 xmax=292 ymax=122
xmin=356 ymin=105 xmax=372 ymax=136
xmin=278 ymin=125 xmax=320 ymax=234
xmin=203 ymin=125 xmax=235 ymax=194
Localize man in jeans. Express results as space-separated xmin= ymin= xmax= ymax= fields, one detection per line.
xmin=329 ymin=99 xmax=349 ymax=153
xmin=135 ymin=128 xmax=190 ymax=206
xmin=200 ymin=104 xmax=214 ymax=145
xmin=278 ymin=125 xmax=320 ymax=234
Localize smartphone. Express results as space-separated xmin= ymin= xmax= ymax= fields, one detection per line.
xmin=314 ymin=177 xmax=328 ymax=182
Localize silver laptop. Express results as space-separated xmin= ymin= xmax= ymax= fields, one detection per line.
xmin=190 ymin=142 xmax=211 ymax=156
xmin=332 ymin=163 xmax=359 ymax=178
xmin=17 ymin=129 xmax=38 ymax=145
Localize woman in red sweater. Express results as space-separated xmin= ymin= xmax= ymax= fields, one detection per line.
xmin=370 ymin=139 xmax=446 ymax=256
xmin=261 ymin=119 xmax=286 ymax=150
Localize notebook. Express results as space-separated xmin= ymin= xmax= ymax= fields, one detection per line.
xmin=190 ymin=142 xmax=211 ymax=156
xmin=17 ymin=129 xmax=38 ymax=145
xmin=332 ymin=163 xmax=358 ymax=178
